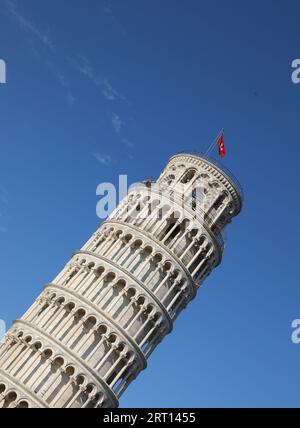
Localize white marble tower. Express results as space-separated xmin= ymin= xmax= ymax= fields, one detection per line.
xmin=0 ymin=153 xmax=242 ymax=408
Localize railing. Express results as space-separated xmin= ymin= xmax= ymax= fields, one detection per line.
xmin=170 ymin=151 xmax=244 ymax=202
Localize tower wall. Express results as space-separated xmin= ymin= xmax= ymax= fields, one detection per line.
xmin=0 ymin=153 xmax=242 ymax=408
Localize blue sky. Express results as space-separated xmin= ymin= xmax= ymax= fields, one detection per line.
xmin=0 ymin=0 xmax=299 ymax=407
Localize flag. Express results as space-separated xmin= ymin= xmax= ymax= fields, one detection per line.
xmin=217 ymin=133 xmax=226 ymax=157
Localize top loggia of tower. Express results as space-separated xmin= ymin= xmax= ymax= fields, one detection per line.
xmin=167 ymin=151 xmax=244 ymax=216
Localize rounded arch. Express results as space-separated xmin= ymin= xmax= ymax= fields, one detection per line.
xmin=85 ymin=383 xmax=97 ymax=396
xmin=23 ymin=335 xmax=33 ymax=344
xmin=117 ymin=342 xmax=126 ymax=353
xmin=126 ymin=288 xmax=136 ymax=299
xmin=16 ymin=400 xmax=29 ymax=408
xmin=131 ymin=239 xmax=143 ymax=249
xmin=123 ymin=233 xmax=133 ymax=242
xmin=163 ymin=261 xmax=172 ymax=271
xmin=94 ymin=265 xmax=105 ymax=276
xmin=4 ymin=391 xmax=18 ymax=405
xmin=114 ymin=230 xmax=123 ymax=238
xmin=173 ymin=268 xmax=181 ymax=278
xmin=142 ymin=245 xmax=153 ymax=255
xmin=76 ymin=374 xmax=86 ymax=386
xmin=189 ymin=228 xmax=199 ymax=238
xmin=0 ymin=383 xmax=7 ymax=394
xmin=65 ymin=301 xmax=76 ymax=312
xmin=85 ymin=315 xmax=97 ymax=327
xmin=108 ymin=333 xmax=117 ymax=344
xmin=75 ymin=308 xmax=86 ymax=317
xmin=136 ymin=295 xmax=146 ymax=306
xmin=53 ymin=356 xmax=65 ymax=368
xmin=104 ymin=272 xmax=116 ymax=282
xmin=180 ymin=168 xmax=196 ymax=184
xmin=87 ymin=261 xmax=96 ymax=269
xmin=145 ymin=303 xmax=155 ymax=314
xmin=42 ymin=348 xmax=53 ymax=359
xmin=97 ymin=324 xmax=108 ymax=335
xmin=56 ymin=296 xmax=66 ymax=305
xmin=49 ymin=293 xmax=57 ymax=301
xmin=115 ymin=278 xmax=126 ymax=289
xmin=32 ymin=341 xmax=42 ymax=351
xmin=152 ymin=252 xmax=163 ymax=263
xmin=65 ymin=365 xmax=76 ymax=376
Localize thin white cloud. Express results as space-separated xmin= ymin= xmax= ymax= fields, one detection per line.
xmin=72 ymin=56 xmax=127 ymax=103
xmin=122 ymin=137 xmax=134 ymax=148
xmin=73 ymin=56 xmax=96 ymax=82
xmin=111 ymin=113 xmax=125 ymax=134
xmin=102 ymin=78 xmax=126 ymax=102
xmin=103 ymin=0 xmax=127 ymax=37
xmin=47 ymin=62 xmax=76 ymax=105
xmin=93 ymin=153 xmax=113 ymax=166
xmin=67 ymin=92 xmax=76 ymax=105
xmin=103 ymin=1 xmax=113 ymax=15
xmin=4 ymin=1 xmax=77 ymax=105
xmin=4 ymin=0 xmax=55 ymax=51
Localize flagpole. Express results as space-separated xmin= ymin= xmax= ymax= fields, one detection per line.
xmin=204 ymin=128 xmax=224 ymax=157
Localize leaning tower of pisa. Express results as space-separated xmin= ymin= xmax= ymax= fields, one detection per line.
xmin=0 ymin=152 xmax=242 ymax=408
